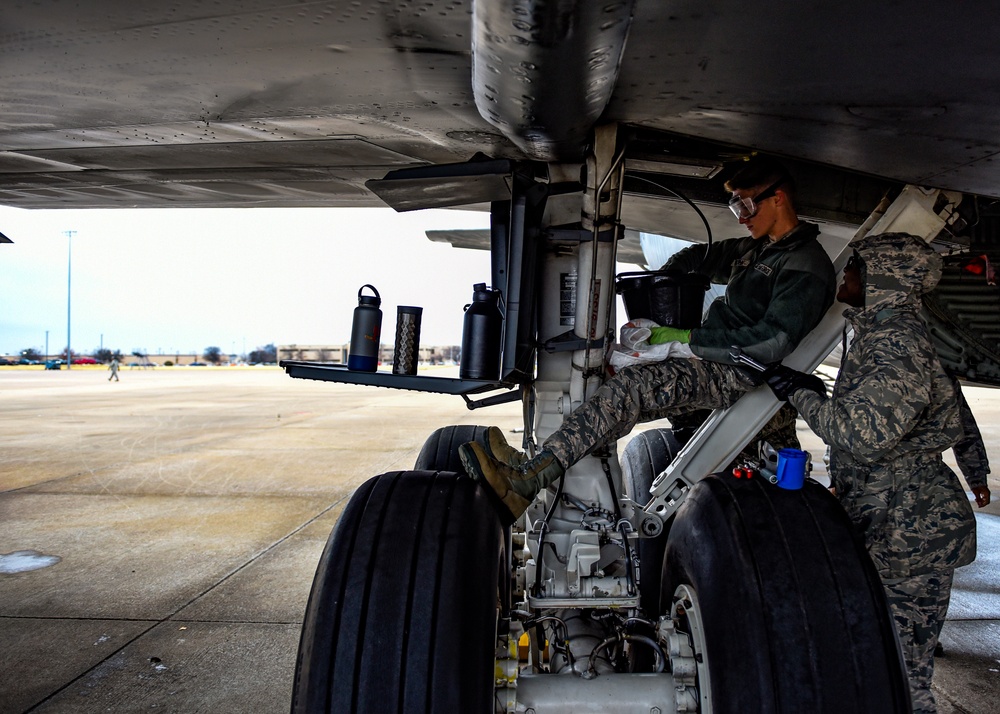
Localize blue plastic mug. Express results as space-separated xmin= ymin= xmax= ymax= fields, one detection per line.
xmin=776 ymin=448 xmax=808 ymax=490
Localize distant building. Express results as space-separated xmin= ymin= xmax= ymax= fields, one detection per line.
xmin=277 ymin=344 xmax=348 ymax=363
xmin=157 ymin=353 xmax=237 ymax=366
xmin=277 ymin=344 xmax=460 ymax=366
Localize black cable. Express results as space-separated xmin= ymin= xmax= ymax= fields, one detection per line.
xmin=599 ymin=456 xmax=623 ymax=521
xmin=627 ymin=174 xmax=714 ymax=249
xmin=533 ymin=472 xmax=566 ymax=596
xmin=617 ymin=520 xmax=637 ymax=598
xmin=525 ymin=614 xmax=575 ymax=674
xmin=599 ymin=457 xmax=637 ymax=597
xmin=586 ymin=633 xmax=665 ymax=676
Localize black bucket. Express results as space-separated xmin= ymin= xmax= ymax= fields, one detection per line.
xmin=615 ymin=271 xmax=710 ymax=329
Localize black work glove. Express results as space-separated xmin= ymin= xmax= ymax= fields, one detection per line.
xmin=764 ymin=365 xmax=827 ymax=402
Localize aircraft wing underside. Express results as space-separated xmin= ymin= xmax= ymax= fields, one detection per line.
xmin=5 ymin=1 xmax=1000 ymax=209
xmin=2 ymin=1 xmax=1000 ymax=385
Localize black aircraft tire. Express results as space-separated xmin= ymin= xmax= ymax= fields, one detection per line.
xmin=662 ymin=475 xmax=910 ymax=713
xmin=291 ymin=470 xmax=505 ymax=714
xmin=620 ymin=428 xmax=684 ymax=618
xmin=414 ymin=425 xmax=490 ymax=471
xmin=415 ymin=425 xmax=513 ymax=609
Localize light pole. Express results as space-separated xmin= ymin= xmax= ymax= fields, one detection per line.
xmin=45 ymin=330 xmax=49 ymax=362
xmin=65 ymin=230 xmax=75 ymax=370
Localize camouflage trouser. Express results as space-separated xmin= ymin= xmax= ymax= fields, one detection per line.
xmin=544 ymin=359 xmax=757 ymax=468
xmin=883 ymin=569 xmax=955 ymax=714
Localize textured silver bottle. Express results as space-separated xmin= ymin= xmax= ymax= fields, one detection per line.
xmin=392 ymin=306 xmax=422 ymax=375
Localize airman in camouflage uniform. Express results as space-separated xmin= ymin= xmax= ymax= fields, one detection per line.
xmin=460 ymin=156 xmax=836 ymax=523
xmin=769 ymin=232 xmax=978 ymax=714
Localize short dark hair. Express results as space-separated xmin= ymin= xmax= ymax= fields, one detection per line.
xmin=724 ymin=156 xmax=795 ymax=197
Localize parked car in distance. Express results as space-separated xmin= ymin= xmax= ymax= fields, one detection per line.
xmin=72 ymin=357 xmax=99 ymax=365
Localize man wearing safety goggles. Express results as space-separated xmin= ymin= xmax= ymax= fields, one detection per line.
xmin=728 ymin=177 xmax=783 ymax=220
xmin=647 ymin=155 xmax=836 ymax=364
xmin=460 ymin=155 xmax=838 ymax=524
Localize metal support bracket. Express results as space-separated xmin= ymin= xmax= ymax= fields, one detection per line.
xmin=543 ymin=329 xmax=606 ymax=353
xmin=462 ymin=388 xmax=523 ymax=410
xmin=546 ymin=225 xmax=618 ymax=245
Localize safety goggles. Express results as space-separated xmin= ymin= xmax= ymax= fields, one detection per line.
xmin=728 ymin=180 xmax=782 ymax=220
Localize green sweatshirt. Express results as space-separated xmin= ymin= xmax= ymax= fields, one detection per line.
xmin=663 ymin=221 xmax=836 ymax=364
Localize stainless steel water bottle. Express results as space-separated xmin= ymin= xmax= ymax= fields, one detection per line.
xmin=460 ymin=283 xmax=503 ymax=380
xmin=348 ymin=284 xmax=382 ymax=372
xmin=392 ymin=305 xmax=422 ymax=375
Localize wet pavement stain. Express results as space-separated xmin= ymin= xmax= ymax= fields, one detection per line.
xmin=0 ymin=549 xmax=62 ymax=573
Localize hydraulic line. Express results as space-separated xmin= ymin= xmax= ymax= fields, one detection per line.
xmin=533 ymin=471 xmax=567 ymax=596
xmin=599 ymin=456 xmax=637 ymax=597
xmin=581 ymin=141 xmax=627 ymax=383
xmin=627 ymin=174 xmax=713 ymax=249
xmin=586 ymin=633 xmax=666 ymax=677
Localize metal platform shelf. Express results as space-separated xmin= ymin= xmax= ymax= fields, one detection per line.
xmin=279 ymin=361 xmax=520 ymax=407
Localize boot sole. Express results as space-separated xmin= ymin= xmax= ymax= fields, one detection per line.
xmin=458 ymin=442 xmax=519 ymax=528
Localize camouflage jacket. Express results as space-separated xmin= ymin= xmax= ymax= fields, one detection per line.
xmin=792 ymin=233 xmax=976 ymax=578
xmin=952 ymin=378 xmax=990 ymax=489
xmin=663 ymin=222 xmax=835 ymax=365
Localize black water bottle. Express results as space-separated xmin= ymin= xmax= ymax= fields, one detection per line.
xmin=460 ymin=283 xmax=503 ymax=380
xmin=348 ymin=284 xmax=382 ymax=372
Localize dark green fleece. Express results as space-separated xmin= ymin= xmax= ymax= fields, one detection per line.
xmin=663 ymin=221 xmax=835 ymax=364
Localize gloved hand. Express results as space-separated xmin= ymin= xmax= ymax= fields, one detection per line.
xmin=649 ymin=326 xmax=692 ymax=345
xmin=764 ymin=364 xmax=826 ymax=401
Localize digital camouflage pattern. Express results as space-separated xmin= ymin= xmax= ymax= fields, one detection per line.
xmin=883 ymin=570 xmax=954 ymax=714
xmin=756 ymin=402 xmax=801 ymax=453
xmin=791 ymin=232 xmax=976 ymax=576
xmin=543 ymin=358 xmax=757 ymax=468
xmin=791 ymin=232 xmax=976 ymax=712
xmin=951 ymin=378 xmax=990 ymax=489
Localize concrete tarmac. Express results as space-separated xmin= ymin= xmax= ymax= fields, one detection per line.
xmin=1 ymin=367 xmax=997 ymax=713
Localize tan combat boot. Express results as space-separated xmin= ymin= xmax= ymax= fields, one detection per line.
xmin=459 ymin=441 xmax=564 ymax=524
xmin=483 ymin=426 xmax=528 ymax=467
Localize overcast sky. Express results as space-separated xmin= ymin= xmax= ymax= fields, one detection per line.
xmin=0 ymin=206 xmax=495 ymax=358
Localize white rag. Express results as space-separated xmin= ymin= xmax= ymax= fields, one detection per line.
xmin=608 ymin=318 xmax=697 ymax=372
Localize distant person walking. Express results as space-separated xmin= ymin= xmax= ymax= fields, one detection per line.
xmin=108 ymin=358 xmax=120 ymax=382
